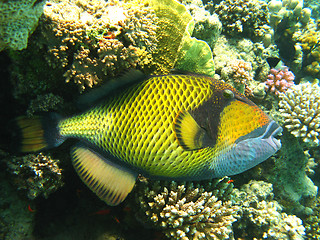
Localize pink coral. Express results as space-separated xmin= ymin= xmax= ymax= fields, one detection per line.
xmin=264 ymin=67 xmax=295 ymax=95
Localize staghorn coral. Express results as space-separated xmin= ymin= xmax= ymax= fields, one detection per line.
xmin=279 ymin=81 xmax=320 ymax=146
xmin=264 ymin=67 xmax=295 ymax=95
xmin=134 ymin=177 xmax=237 ymax=240
xmin=7 ymin=153 xmax=64 ymax=199
xmin=233 ymin=180 xmax=306 ymax=239
xmin=0 ymin=0 xmax=46 ymax=51
xmin=213 ymin=0 xmax=270 ymax=40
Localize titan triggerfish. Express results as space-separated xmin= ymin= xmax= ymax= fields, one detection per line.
xmin=13 ymin=71 xmax=282 ymax=206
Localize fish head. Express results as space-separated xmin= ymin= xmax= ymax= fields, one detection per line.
xmin=210 ymin=88 xmax=282 ymax=177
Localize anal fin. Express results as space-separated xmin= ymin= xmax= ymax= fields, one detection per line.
xmin=71 ymin=144 xmax=137 ymax=206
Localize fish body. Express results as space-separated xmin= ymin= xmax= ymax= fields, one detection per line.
xmin=15 ymin=72 xmax=282 ymax=205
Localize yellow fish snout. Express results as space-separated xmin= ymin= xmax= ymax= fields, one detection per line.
xmin=213 ymin=120 xmax=282 ymax=177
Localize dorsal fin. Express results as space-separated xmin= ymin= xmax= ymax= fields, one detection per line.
xmin=173 ymin=110 xmax=211 ymax=150
xmin=170 ymin=68 xmax=212 ymax=78
xmin=77 ymin=69 xmax=147 ymax=109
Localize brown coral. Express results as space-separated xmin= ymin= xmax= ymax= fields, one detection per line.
xmin=41 ymin=0 xmax=158 ymax=91
xmin=7 ymin=153 xmax=64 ymax=199
xmin=134 ymin=177 xmax=237 ymax=240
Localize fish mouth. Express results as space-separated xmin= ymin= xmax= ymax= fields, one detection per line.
xmin=261 ymin=120 xmax=282 ymax=151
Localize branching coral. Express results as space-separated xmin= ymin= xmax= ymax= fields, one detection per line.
xmin=7 ymin=153 xmax=64 ymax=199
xmin=134 ymin=177 xmax=237 ymax=240
xmin=213 ymin=0 xmax=269 ymax=40
xmin=0 ymin=0 xmax=46 ymax=51
xmin=264 ymin=67 xmax=295 ymax=95
xmin=41 ymin=0 xmax=158 ymax=91
xmin=233 ymin=180 xmax=306 ymax=239
xmin=220 ymin=59 xmax=254 ymax=96
xmin=279 ymin=81 xmax=320 ymax=146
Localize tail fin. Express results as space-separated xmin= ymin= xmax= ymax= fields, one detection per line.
xmin=12 ymin=113 xmax=65 ymax=153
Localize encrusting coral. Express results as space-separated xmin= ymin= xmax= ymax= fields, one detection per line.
xmin=279 ymin=81 xmax=320 ymax=146
xmin=134 ymin=177 xmax=237 ymax=240
xmin=7 ymin=153 xmax=64 ymax=199
xmin=0 ymin=0 xmax=46 ymax=51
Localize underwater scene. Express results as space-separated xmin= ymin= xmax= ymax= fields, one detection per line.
xmin=1 ymin=0 xmax=320 ymax=239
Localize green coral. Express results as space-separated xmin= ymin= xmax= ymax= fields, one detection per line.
xmin=0 ymin=0 xmax=46 ymax=51
xmin=175 ymin=21 xmax=215 ymax=77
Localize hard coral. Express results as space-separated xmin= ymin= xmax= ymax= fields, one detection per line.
xmin=0 ymin=0 xmax=46 ymax=51
xmin=221 ymin=59 xmax=254 ymax=96
xmin=265 ymin=67 xmax=295 ymax=95
xmin=7 ymin=153 xmax=64 ymax=199
xmin=134 ymin=177 xmax=237 ymax=240
xmin=279 ymin=81 xmax=320 ymax=146
xmin=234 ymin=180 xmax=305 ymax=239
xmin=213 ymin=0 xmax=269 ymax=40
xmin=41 ymin=0 xmax=158 ymax=91
xmin=294 ymin=22 xmax=320 ymax=77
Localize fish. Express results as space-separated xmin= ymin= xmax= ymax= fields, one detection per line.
xmin=13 ymin=70 xmax=282 ymax=206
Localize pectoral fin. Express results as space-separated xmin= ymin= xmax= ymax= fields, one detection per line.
xmin=71 ymin=144 xmax=137 ymax=206
xmin=173 ymin=110 xmax=210 ymax=150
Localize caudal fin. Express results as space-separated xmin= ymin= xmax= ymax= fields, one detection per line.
xmin=12 ymin=113 xmax=65 ymax=153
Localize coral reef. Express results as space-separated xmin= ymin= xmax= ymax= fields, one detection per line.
xmin=264 ymin=67 xmax=295 ymax=95
xmin=262 ymin=130 xmax=318 ymax=215
xmin=0 ymin=168 xmax=34 ymax=239
xmin=268 ymin=0 xmax=312 ymax=28
xmin=304 ymin=196 xmax=320 ymax=239
xmin=181 ymin=0 xmax=222 ymax=49
xmin=41 ymin=0 xmax=158 ymax=91
xmin=279 ymin=81 xmax=320 ymax=146
xmin=7 ymin=153 xmax=64 ymax=199
xmin=233 ymin=180 xmax=305 ymax=239
xmin=213 ymin=0 xmax=270 ymax=40
xmin=220 ymin=59 xmax=254 ymax=96
xmin=26 ymin=93 xmax=64 ymax=117
xmin=134 ymin=177 xmax=237 ymax=240
xmin=0 ymin=0 xmax=46 ymax=51
xmin=293 ymin=20 xmax=320 ymax=77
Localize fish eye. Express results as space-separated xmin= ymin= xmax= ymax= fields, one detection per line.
xmin=223 ymin=89 xmax=234 ymax=99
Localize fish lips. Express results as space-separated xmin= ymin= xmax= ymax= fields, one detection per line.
xmin=213 ymin=121 xmax=282 ymax=177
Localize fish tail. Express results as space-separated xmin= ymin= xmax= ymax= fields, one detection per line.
xmin=12 ymin=113 xmax=65 ymax=153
